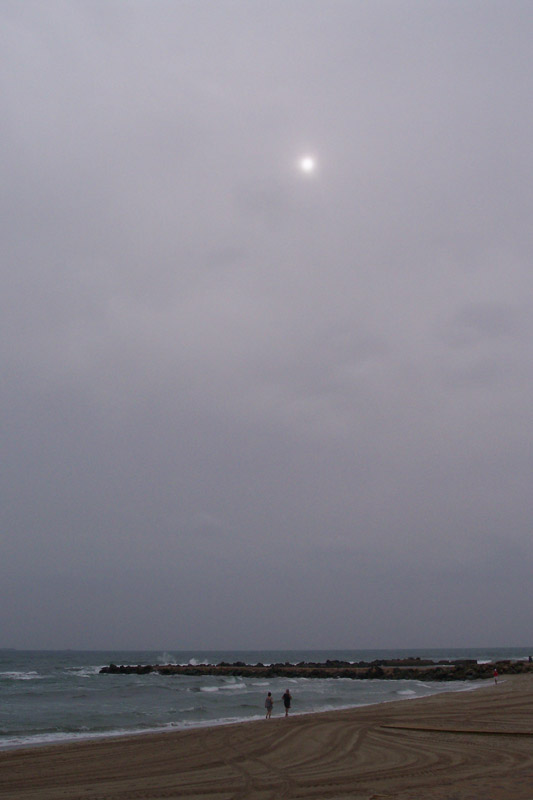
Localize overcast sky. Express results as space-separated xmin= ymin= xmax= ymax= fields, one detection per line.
xmin=2 ymin=0 xmax=533 ymax=651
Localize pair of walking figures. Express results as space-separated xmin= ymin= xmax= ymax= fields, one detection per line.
xmin=265 ymin=689 xmax=291 ymax=718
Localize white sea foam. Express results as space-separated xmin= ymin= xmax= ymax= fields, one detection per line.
xmin=157 ymin=653 xmax=177 ymax=665
xmin=65 ymin=666 xmax=102 ymax=678
xmin=219 ymin=683 xmax=247 ymax=691
xmin=0 ymin=671 xmax=44 ymax=681
xmin=0 ymin=726 xmax=163 ymax=751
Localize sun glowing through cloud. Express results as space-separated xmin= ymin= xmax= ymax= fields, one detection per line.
xmin=298 ymin=155 xmax=317 ymax=174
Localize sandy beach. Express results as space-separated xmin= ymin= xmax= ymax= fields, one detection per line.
xmin=1 ymin=674 xmax=532 ymax=799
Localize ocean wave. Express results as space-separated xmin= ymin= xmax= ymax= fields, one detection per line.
xmin=219 ymin=683 xmax=247 ymax=691
xmin=0 ymin=671 xmax=45 ymax=681
xmin=64 ymin=666 xmax=102 ymax=678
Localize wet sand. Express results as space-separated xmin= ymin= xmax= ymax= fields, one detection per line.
xmin=1 ymin=674 xmax=532 ymax=799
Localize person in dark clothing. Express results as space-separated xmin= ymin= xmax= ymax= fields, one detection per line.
xmin=282 ymin=689 xmax=291 ymax=717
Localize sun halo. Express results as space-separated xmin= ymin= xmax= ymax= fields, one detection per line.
xmin=298 ymin=155 xmax=317 ymax=174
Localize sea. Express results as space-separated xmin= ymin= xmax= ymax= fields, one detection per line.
xmin=1 ymin=647 xmax=530 ymax=750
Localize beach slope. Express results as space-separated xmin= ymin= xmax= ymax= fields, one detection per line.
xmin=1 ymin=674 xmax=532 ymax=799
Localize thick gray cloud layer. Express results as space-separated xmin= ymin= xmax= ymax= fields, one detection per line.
xmin=2 ymin=1 xmax=533 ymax=649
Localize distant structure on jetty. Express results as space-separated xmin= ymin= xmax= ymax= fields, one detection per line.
xmin=100 ymin=658 xmax=533 ymax=681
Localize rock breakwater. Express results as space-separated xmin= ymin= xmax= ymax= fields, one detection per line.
xmin=100 ymin=658 xmax=533 ymax=681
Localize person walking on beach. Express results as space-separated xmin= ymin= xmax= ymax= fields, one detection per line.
xmin=494 ymin=668 xmax=499 ymax=684
xmin=265 ymin=692 xmax=273 ymax=719
xmin=282 ymin=689 xmax=292 ymax=717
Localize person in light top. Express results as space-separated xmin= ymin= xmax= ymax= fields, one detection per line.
xmin=264 ymin=692 xmax=273 ymax=719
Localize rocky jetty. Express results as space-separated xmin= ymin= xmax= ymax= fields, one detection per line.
xmin=100 ymin=658 xmax=533 ymax=681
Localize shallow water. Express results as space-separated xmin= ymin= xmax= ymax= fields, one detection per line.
xmin=0 ymin=647 xmax=529 ymax=749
